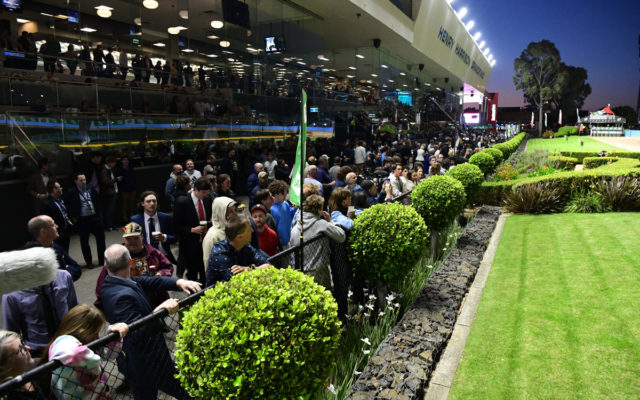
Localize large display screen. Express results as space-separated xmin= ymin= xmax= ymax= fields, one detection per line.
xmin=1 ymin=0 xmax=22 ymax=11
xmin=464 ymin=112 xmax=480 ymax=124
xmin=265 ymin=36 xmax=285 ymax=53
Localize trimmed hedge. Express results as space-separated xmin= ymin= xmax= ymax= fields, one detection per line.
xmin=549 ymin=155 xmax=579 ymax=170
xmin=583 ymin=157 xmax=619 ymax=169
xmin=175 ymin=268 xmax=341 ymax=399
xmin=557 ymin=151 xmax=640 ymax=163
xmin=477 ymin=157 xmax=640 ymax=205
xmin=348 ymin=202 xmax=429 ymax=285
xmin=446 ymin=163 xmax=484 ymax=203
xmin=484 ymin=148 xmax=504 ymax=167
xmin=493 ymin=132 xmax=526 ymax=160
xmin=555 ymin=126 xmax=579 ymax=137
xmin=469 ymin=151 xmax=495 ymax=175
xmin=411 ymin=175 xmax=466 ymax=231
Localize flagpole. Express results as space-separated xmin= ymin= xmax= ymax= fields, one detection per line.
xmin=299 ymin=90 xmax=305 ymax=271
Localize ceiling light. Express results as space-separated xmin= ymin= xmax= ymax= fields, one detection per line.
xmin=381 ymin=64 xmax=388 ymax=68
xmin=207 ymin=35 xmax=218 ymax=39
xmin=371 ymin=73 xmax=377 ymax=77
xmin=490 ymin=60 xmax=496 ymax=67
xmin=95 ymin=6 xmax=113 ymax=18
xmin=425 ymin=83 xmax=431 ymax=86
xmin=211 ymin=20 xmax=224 ymax=29
xmin=346 ymin=74 xmax=354 ymax=78
xmin=175 ymin=26 xmax=188 ymax=31
xmin=487 ymin=53 xmax=493 ymax=61
xmin=473 ymin=32 xmax=481 ymax=41
xmin=356 ymin=54 xmax=364 ymax=59
xmin=167 ymin=27 xmax=180 ymax=35
xmin=219 ymin=40 xmax=231 ymax=48
xmin=179 ymin=10 xmax=188 ymax=19
xmin=297 ymin=61 xmax=306 ymax=65
xmin=389 ymin=79 xmax=394 ymax=82
xmin=182 ymin=48 xmax=194 ymax=53
xmin=153 ymin=42 xmax=165 ymax=47
xmin=403 ymin=84 xmax=408 ymax=87
xmin=55 ymin=14 xmax=69 ymax=19
xmin=206 ymin=54 xmax=218 ymax=58
xmin=466 ymin=20 xmax=475 ymax=30
xmin=16 ymin=18 xmax=30 ymax=23
xmin=80 ymin=27 xmax=97 ymax=32
xmin=143 ymin=0 xmax=158 ymax=9
xmin=483 ymin=48 xmax=490 ymax=56
xmin=400 ymin=72 xmax=406 ymax=76
xmin=222 ymin=50 xmax=233 ymax=54
xmin=134 ymin=17 xmax=142 ymax=26
xmin=40 ymin=12 xmax=54 ymax=17
xmin=348 ymin=66 xmax=356 ymax=70
xmin=457 ymin=7 xmax=468 ymax=19
xmin=478 ymin=40 xmax=486 ymax=49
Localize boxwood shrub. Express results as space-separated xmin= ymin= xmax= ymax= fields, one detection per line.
xmin=469 ymin=151 xmax=495 ymax=175
xmin=175 ymin=268 xmax=341 ymax=399
xmin=411 ymin=175 xmax=466 ymax=231
xmin=549 ymin=155 xmax=579 ymax=170
xmin=493 ymin=132 xmax=526 ymax=159
xmin=484 ymin=148 xmax=504 ymax=167
xmin=583 ymin=156 xmax=618 ymax=169
xmin=555 ymin=126 xmax=579 ymax=137
xmin=348 ymin=202 xmax=428 ymax=285
xmin=558 ymin=151 xmax=640 ymax=163
xmin=446 ymin=163 xmax=484 ymax=203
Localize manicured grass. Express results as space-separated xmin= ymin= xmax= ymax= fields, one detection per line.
xmin=527 ymin=136 xmax=626 ymax=153
xmin=450 ymin=213 xmax=640 ymax=399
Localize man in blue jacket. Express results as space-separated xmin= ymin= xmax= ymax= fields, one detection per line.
xmin=100 ymin=244 xmax=201 ymax=400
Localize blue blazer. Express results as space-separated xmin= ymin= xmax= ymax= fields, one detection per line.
xmin=100 ymin=275 xmax=179 ymax=381
xmin=131 ymin=212 xmax=177 ymax=264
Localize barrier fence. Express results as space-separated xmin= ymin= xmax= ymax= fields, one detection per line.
xmin=0 ymin=192 xmax=413 ymax=399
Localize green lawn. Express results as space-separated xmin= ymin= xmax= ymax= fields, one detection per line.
xmin=450 ymin=213 xmax=640 ymax=399
xmin=526 ymin=136 xmax=626 ymax=153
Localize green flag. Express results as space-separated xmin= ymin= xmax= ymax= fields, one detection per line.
xmin=289 ymin=89 xmax=307 ymax=206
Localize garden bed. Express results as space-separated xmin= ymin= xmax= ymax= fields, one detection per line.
xmin=345 ymin=206 xmax=501 ymax=399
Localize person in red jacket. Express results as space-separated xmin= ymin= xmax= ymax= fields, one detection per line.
xmin=250 ymin=205 xmax=279 ymax=256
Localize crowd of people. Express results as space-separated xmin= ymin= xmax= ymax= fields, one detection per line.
xmin=0 ymin=128 xmax=507 ymax=398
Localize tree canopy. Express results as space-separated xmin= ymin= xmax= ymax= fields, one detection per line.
xmin=513 ymin=40 xmax=590 ymax=133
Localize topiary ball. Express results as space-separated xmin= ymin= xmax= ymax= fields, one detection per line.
xmin=446 ymin=163 xmax=484 ymax=204
xmin=411 ymin=175 xmax=466 ymax=231
xmin=485 ymin=147 xmax=504 ymax=166
xmin=175 ymin=268 xmax=341 ymax=399
xmin=469 ymin=151 xmax=495 ymax=175
xmin=348 ymin=202 xmax=428 ymax=286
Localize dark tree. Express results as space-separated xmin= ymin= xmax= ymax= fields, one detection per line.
xmin=612 ymin=106 xmax=638 ymax=127
xmin=513 ymin=40 xmax=563 ymax=136
xmin=552 ymin=64 xmax=591 ymax=124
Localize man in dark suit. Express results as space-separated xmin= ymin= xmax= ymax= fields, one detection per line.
xmin=131 ymin=191 xmax=178 ymax=264
xmin=65 ymin=172 xmax=105 ymax=267
xmin=100 ymin=244 xmax=200 ymax=400
xmin=27 ymin=157 xmax=54 ymax=215
xmin=173 ymin=177 xmax=212 ymax=283
xmin=40 ymin=180 xmax=73 ymax=253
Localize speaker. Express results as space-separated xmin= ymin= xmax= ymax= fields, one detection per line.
xmin=418 ymin=64 xmax=424 ymax=71
xmin=222 ymin=0 xmax=250 ymax=30
xmin=444 ymin=77 xmax=449 ymax=83
xmin=373 ymin=38 xmax=381 ymax=48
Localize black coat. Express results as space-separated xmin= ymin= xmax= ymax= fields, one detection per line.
xmin=65 ymin=184 xmax=101 ymax=220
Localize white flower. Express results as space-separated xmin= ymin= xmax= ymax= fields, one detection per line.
xmin=358 ymin=304 xmax=363 ymax=310
xmin=361 ymin=337 xmax=371 ymax=346
xmin=368 ymin=294 xmax=377 ymax=300
xmin=427 ymin=264 xmax=434 ymax=269
xmin=378 ymin=311 xmax=385 ymax=317
xmin=354 ymin=370 xmax=362 ymax=375
xmin=362 ymin=349 xmax=370 ymax=355
xmin=347 ymin=290 xmax=353 ymax=298
xmin=365 ymin=304 xmax=374 ymax=311
xmin=394 ymin=303 xmax=400 ymax=308
xmin=385 ymin=294 xmax=396 ymax=302
xmin=443 ymin=247 xmax=447 ymax=251
xmin=327 ymin=384 xmax=336 ymax=395
xmin=363 ymin=312 xmax=370 ymax=317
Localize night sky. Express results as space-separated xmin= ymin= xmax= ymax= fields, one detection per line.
xmin=462 ymin=0 xmax=640 ymax=111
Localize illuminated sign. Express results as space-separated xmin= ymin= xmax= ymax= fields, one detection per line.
xmin=464 ymin=112 xmax=480 ymax=124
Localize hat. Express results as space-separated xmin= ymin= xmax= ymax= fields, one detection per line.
xmin=122 ymin=222 xmax=142 ymax=237
xmin=360 ymin=179 xmax=374 ymax=192
xmin=250 ymin=204 xmax=267 ymax=215
xmin=258 ymin=171 xmax=268 ymax=179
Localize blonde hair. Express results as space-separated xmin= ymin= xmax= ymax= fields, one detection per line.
xmin=41 ymin=305 xmax=106 ymax=363
xmin=0 ymin=330 xmax=21 ymax=381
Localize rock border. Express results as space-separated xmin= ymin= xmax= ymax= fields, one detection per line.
xmin=345 ymin=205 xmax=502 ymax=400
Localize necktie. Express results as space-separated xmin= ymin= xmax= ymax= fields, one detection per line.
xmin=148 ymin=217 xmax=158 ymax=249
xmin=197 ymin=200 xmax=205 ymax=221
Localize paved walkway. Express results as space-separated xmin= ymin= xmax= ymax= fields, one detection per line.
xmin=424 ymin=213 xmax=509 ymax=400
xmin=591 ymin=137 xmax=640 ymax=152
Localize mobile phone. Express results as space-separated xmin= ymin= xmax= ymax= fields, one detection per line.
xmin=348 ymin=206 xmax=355 ymax=214
xmin=384 ymin=179 xmax=390 ymax=184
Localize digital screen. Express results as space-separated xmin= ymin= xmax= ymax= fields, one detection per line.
xmin=177 ymin=36 xmax=186 ymax=47
xmin=396 ymin=91 xmax=412 ymax=107
xmin=68 ymin=10 xmax=79 ymax=23
xmin=464 ymin=112 xmax=480 ymax=124
xmin=264 ymin=36 xmax=285 ymax=53
xmin=130 ymin=25 xmax=141 ymax=35
xmin=309 ymin=107 xmax=319 ymax=113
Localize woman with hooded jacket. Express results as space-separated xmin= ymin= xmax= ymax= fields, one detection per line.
xmin=202 ymin=196 xmax=237 ymax=269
